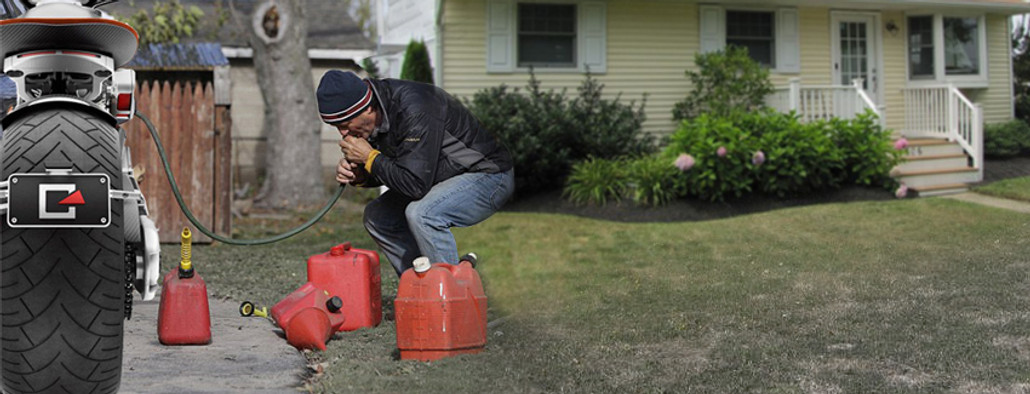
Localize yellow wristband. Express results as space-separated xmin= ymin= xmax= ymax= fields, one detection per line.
xmin=364 ymin=149 xmax=380 ymax=173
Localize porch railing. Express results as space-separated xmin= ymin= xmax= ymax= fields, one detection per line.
xmin=765 ymin=78 xmax=883 ymax=125
xmin=902 ymin=85 xmax=983 ymax=179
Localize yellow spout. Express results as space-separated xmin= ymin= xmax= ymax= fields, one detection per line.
xmin=180 ymin=227 xmax=192 ymax=271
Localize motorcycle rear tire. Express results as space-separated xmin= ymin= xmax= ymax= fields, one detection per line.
xmin=1 ymin=108 xmax=125 ymax=394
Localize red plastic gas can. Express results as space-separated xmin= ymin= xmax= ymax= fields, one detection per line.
xmin=395 ymin=257 xmax=488 ymax=361
xmin=270 ymin=282 xmax=346 ymax=351
xmin=307 ymin=242 xmax=382 ymax=331
xmin=157 ymin=268 xmax=211 ymax=345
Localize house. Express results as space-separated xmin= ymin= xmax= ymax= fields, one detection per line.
xmin=105 ymin=0 xmax=375 ymax=185
xmin=373 ymin=0 xmax=1030 ymax=196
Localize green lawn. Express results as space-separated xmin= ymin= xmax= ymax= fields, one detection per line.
xmin=183 ymin=196 xmax=1030 ymax=393
xmin=976 ymin=176 xmax=1030 ymax=203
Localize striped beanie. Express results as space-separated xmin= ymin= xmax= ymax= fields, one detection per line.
xmin=316 ymin=70 xmax=373 ymax=124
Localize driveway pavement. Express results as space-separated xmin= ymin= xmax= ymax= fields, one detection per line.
xmin=121 ymin=296 xmax=306 ymax=394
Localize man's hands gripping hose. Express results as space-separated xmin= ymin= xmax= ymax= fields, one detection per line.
xmin=340 ymin=136 xmax=374 ymax=165
xmin=335 ymin=158 xmax=369 ymax=185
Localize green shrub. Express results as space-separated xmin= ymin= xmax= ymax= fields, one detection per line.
xmin=467 ymin=72 xmax=653 ymax=197
xmin=751 ymin=115 xmax=845 ymax=197
xmin=563 ymin=157 xmax=627 ymax=206
xmin=663 ymin=114 xmax=758 ymax=201
xmin=625 ymin=155 xmax=680 ymax=206
xmin=361 ymin=57 xmax=382 ymax=79
xmin=830 ymin=112 xmax=903 ymax=187
xmin=400 ymin=40 xmax=434 ymax=84
xmin=672 ymin=46 xmax=774 ymax=122
xmin=984 ymin=120 xmax=1030 ymax=159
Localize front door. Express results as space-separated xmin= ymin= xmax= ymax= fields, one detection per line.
xmin=832 ymin=14 xmax=880 ymax=103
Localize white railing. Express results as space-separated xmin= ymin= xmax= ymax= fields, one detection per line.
xmin=765 ymin=78 xmax=884 ymax=126
xmin=903 ymin=85 xmax=983 ymax=180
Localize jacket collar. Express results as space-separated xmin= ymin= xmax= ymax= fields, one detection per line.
xmin=368 ymin=78 xmax=390 ymax=140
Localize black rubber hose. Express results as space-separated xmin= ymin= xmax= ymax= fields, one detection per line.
xmin=136 ymin=110 xmax=344 ymax=245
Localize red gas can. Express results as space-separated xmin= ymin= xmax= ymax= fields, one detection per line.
xmin=395 ymin=256 xmax=487 ymax=361
xmin=270 ymin=282 xmax=346 ymax=351
xmin=307 ymin=243 xmax=382 ymax=331
xmin=158 ymin=228 xmax=211 ymax=345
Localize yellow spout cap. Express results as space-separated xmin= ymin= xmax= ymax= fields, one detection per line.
xmin=179 ymin=227 xmax=193 ymax=271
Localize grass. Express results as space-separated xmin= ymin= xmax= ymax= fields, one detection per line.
xmin=183 ymin=195 xmax=1030 ymax=393
xmin=976 ymin=176 xmax=1030 ymax=203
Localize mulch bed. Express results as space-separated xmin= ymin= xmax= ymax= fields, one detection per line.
xmin=503 ymin=158 xmax=1030 ymax=223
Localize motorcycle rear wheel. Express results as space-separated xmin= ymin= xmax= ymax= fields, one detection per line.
xmin=1 ymin=108 xmax=125 ymax=394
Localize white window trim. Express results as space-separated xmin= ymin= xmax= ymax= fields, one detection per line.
xmin=905 ymin=12 xmax=989 ymax=88
xmin=490 ymin=0 xmax=606 ymax=74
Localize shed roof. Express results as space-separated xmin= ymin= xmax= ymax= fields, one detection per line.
xmin=103 ymin=0 xmax=374 ymax=52
xmin=125 ymin=42 xmax=229 ymax=70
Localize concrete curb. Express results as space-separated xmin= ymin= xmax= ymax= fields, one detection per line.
xmin=121 ymin=297 xmax=306 ymax=393
xmin=941 ymin=192 xmax=1030 ymax=214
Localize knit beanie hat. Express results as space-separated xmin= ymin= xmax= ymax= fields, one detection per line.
xmin=316 ymin=70 xmax=372 ymax=124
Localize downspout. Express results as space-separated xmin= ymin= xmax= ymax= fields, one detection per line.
xmin=435 ymin=0 xmax=444 ymax=89
xmin=1009 ymin=15 xmax=1016 ymax=120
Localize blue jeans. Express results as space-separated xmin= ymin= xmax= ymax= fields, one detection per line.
xmin=363 ymin=169 xmax=514 ymax=276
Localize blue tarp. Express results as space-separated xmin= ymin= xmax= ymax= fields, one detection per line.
xmin=0 ymin=75 xmax=14 ymax=100
xmin=126 ymin=42 xmax=229 ymax=70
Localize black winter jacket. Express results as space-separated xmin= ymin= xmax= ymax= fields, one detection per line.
xmin=364 ymin=78 xmax=512 ymax=200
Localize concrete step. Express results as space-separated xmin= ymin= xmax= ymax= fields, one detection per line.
xmin=896 ymin=153 xmax=969 ymax=172
xmin=909 ymin=183 xmax=969 ymax=197
xmin=903 ymin=138 xmax=964 ymax=156
xmin=897 ymin=166 xmax=980 ymax=188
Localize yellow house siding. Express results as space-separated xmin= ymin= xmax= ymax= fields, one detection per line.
xmin=882 ymin=11 xmax=908 ymax=132
xmin=441 ymin=1 xmax=1015 ymax=138
xmin=971 ymin=13 xmax=1014 ymax=125
xmin=443 ymin=0 xmax=695 ymax=136
xmin=774 ymin=7 xmax=831 ymax=87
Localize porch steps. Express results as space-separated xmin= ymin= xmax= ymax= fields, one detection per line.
xmin=893 ymin=138 xmax=977 ymax=197
xmin=909 ymin=183 xmax=969 ymax=197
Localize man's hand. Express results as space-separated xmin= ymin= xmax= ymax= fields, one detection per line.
xmin=335 ymin=157 xmax=367 ymax=185
xmin=340 ymin=136 xmax=374 ymax=165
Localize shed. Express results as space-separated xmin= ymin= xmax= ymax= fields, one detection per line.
xmin=122 ymin=42 xmax=232 ymax=243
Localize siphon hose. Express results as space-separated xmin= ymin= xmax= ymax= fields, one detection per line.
xmin=135 ymin=110 xmax=345 ymax=246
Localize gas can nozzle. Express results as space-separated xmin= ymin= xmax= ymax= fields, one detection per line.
xmin=178 ymin=227 xmax=194 ymax=279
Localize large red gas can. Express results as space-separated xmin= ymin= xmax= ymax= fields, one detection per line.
xmin=157 ymin=268 xmax=211 ymax=345
xmin=270 ymin=282 xmax=346 ymax=351
xmin=307 ymin=242 xmax=382 ymax=331
xmin=395 ymin=257 xmax=487 ymax=361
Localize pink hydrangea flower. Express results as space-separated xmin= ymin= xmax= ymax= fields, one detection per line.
xmin=894 ymin=138 xmax=909 ymax=150
xmin=752 ymin=150 xmax=766 ymax=166
xmin=674 ymin=153 xmax=695 ymax=171
xmin=895 ymin=184 xmax=908 ymax=199
xmin=717 ymin=146 xmax=727 ymax=158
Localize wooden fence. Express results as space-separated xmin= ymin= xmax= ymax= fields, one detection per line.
xmin=122 ymin=81 xmax=232 ymax=243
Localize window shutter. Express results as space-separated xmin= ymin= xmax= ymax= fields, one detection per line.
xmin=776 ymin=8 xmax=800 ymax=73
xmin=486 ymin=0 xmax=514 ymax=73
xmin=578 ymin=1 xmax=607 ymax=73
xmin=699 ymin=5 xmax=725 ymax=54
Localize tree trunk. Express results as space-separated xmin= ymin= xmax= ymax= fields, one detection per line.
xmin=249 ymin=0 xmax=324 ymax=208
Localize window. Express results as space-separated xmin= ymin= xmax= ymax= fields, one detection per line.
xmin=908 ymin=16 xmax=934 ymax=79
xmin=726 ymin=11 xmax=775 ymax=67
xmin=487 ymin=0 xmax=606 ymax=73
xmin=517 ymin=4 xmax=576 ymax=68
xmin=905 ymin=14 xmax=985 ymax=85
xmin=944 ymin=17 xmax=979 ymax=76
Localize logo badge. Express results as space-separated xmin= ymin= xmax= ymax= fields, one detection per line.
xmin=7 ymin=173 xmax=110 ymax=228
xmin=39 ymin=184 xmax=79 ymax=220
